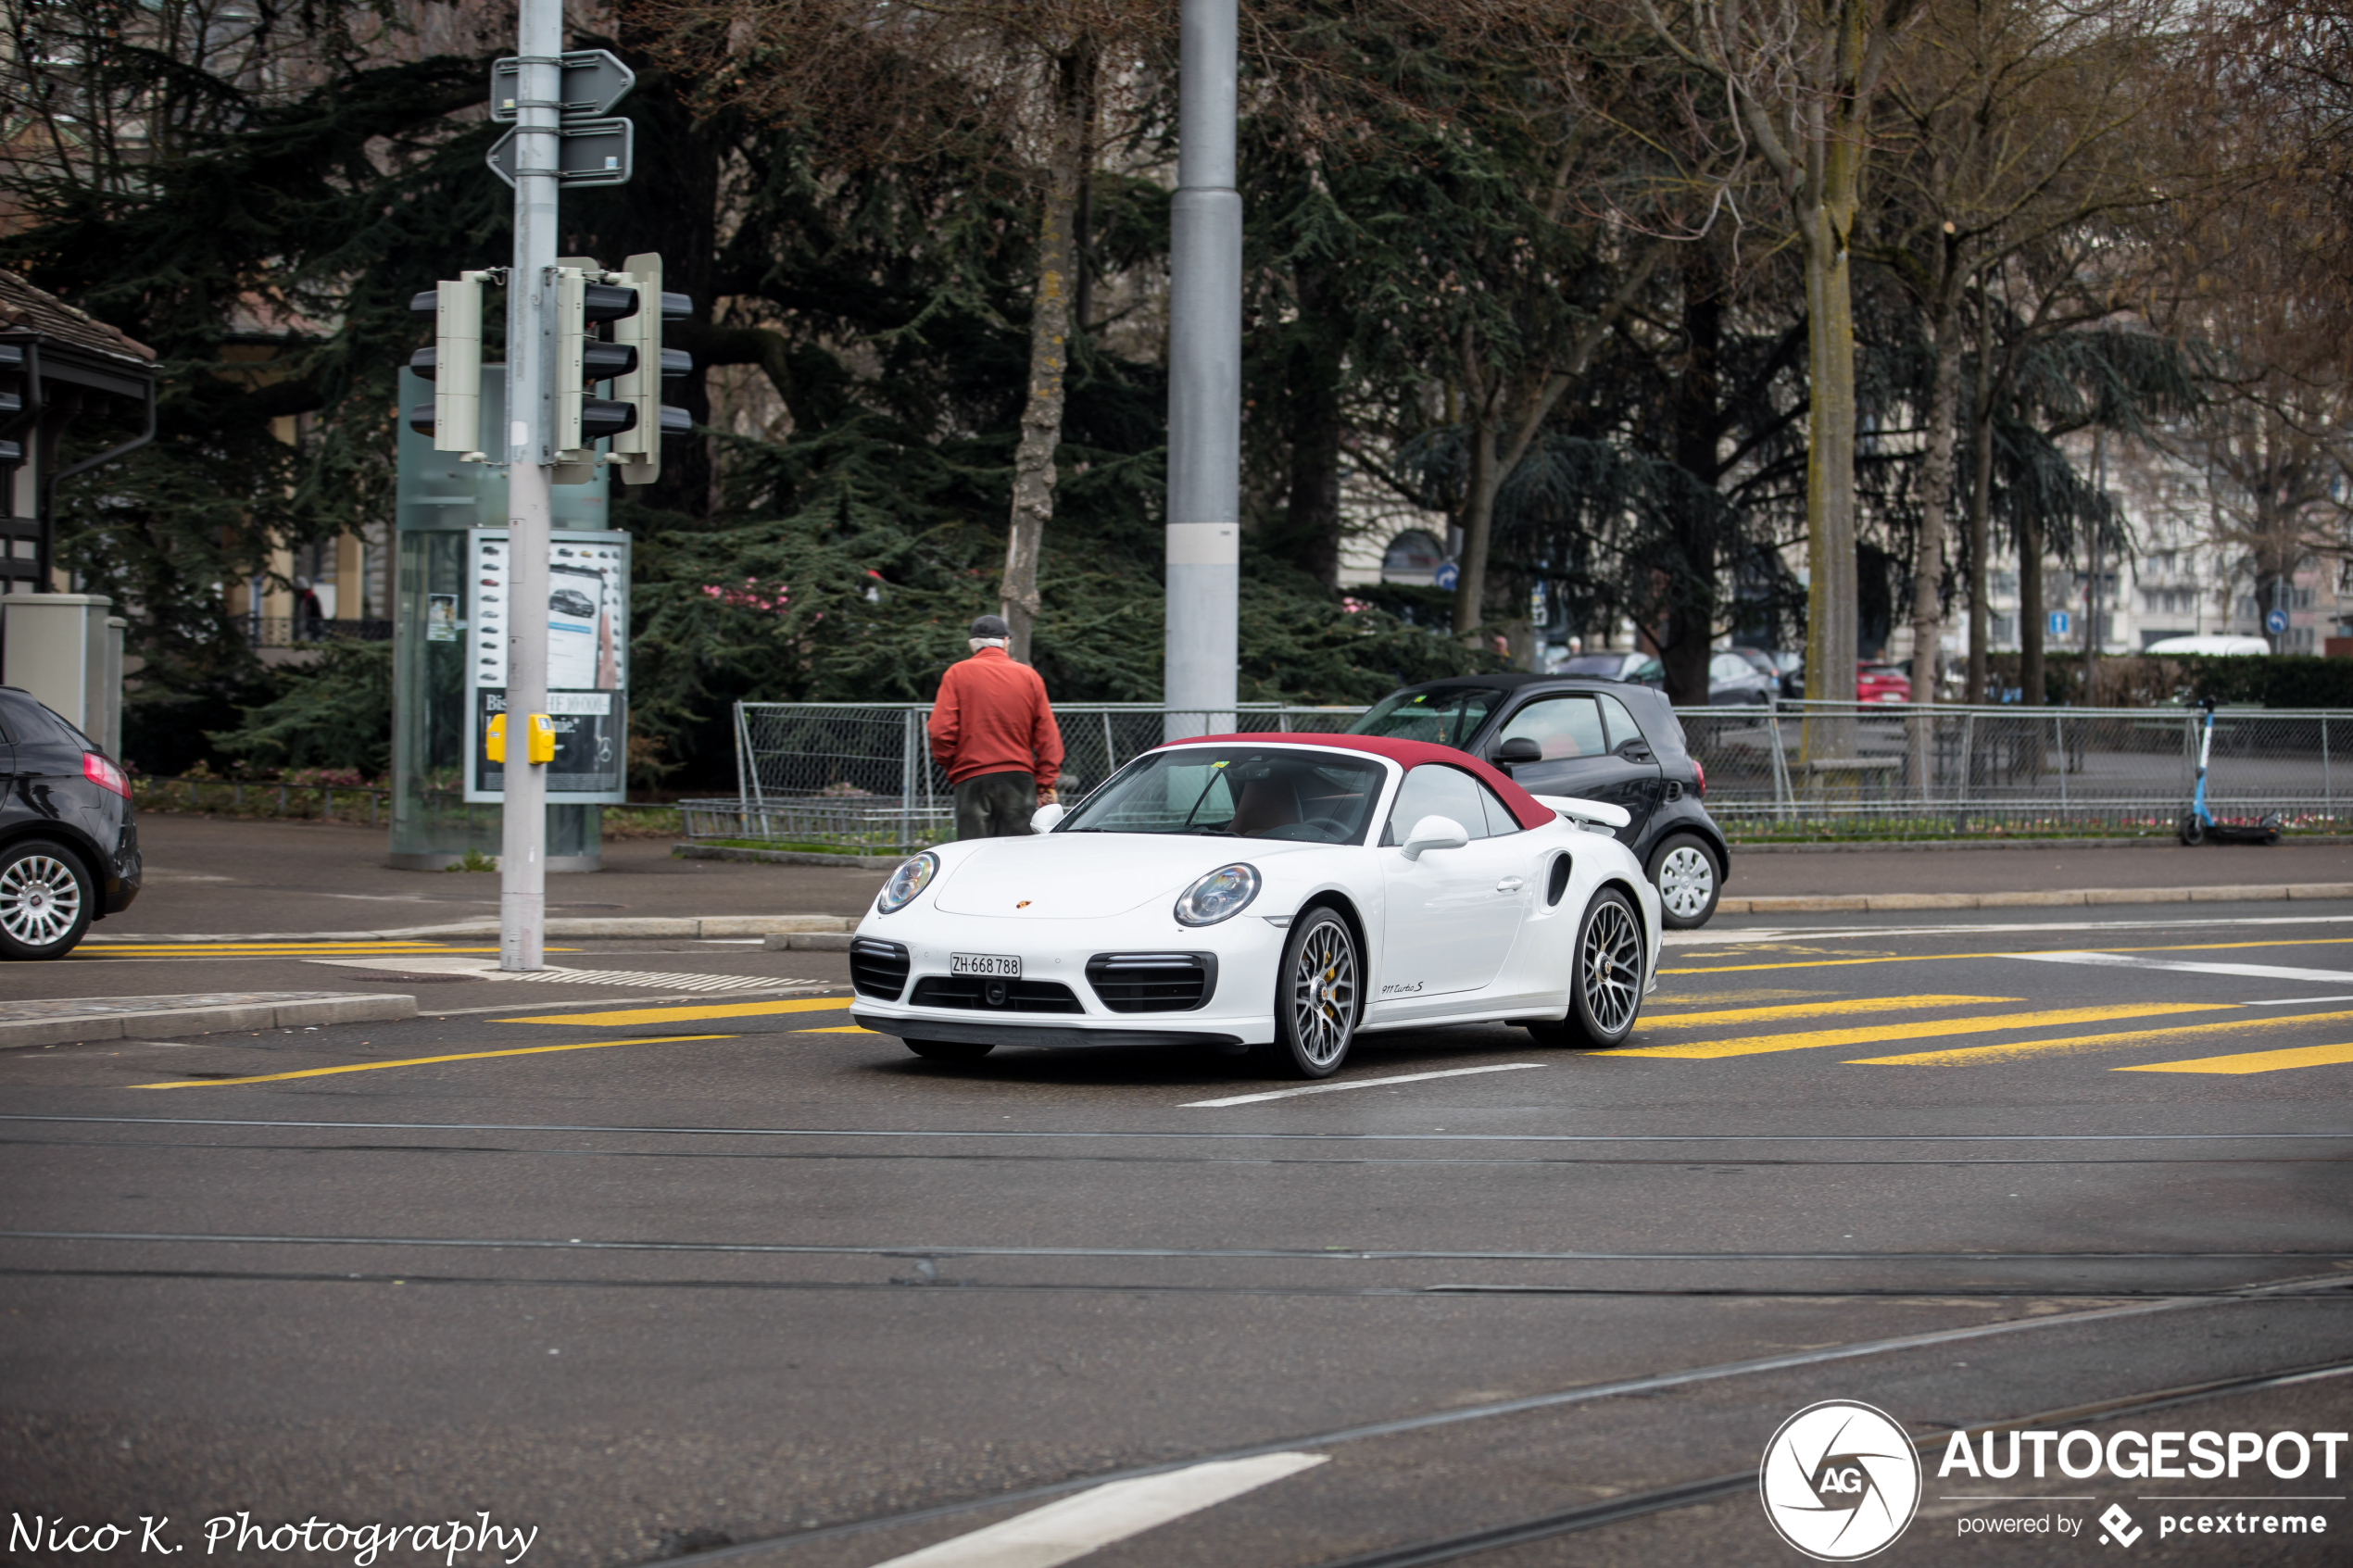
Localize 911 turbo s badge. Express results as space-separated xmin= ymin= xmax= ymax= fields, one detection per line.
xmin=1380 ymin=980 xmax=1425 ymax=996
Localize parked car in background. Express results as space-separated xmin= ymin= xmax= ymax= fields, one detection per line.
xmin=1734 ymin=646 xmax=1804 ymax=698
xmin=1708 ymin=651 xmax=1779 ymax=705
xmin=1857 ymin=663 xmax=1913 ymax=703
xmin=1553 ymin=650 xmax=1665 ymax=686
xmin=0 ymin=685 xmax=141 ymax=960
xmin=1349 ymin=675 xmax=1732 ymax=927
xmin=2144 ymin=634 xmax=2273 ymax=656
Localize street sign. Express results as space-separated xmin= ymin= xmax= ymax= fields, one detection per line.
xmin=490 ymin=50 xmax=635 ymax=120
xmin=2048 ymin=610 xmax=2070 ymax=636
xmin=487 ymin=118 xmax=635 ymax=188
xmin=2267 ymin=608 xmax=2291 ymax=635
xmin=1434 ymin=560 xmax=1460 ymax=592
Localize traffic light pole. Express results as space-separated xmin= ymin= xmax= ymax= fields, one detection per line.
xmin=498 ymin=0 xmax=561 ymax=971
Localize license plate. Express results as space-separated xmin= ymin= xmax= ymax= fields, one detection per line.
xmin=950 ymin=952 xmax=1023 ymax=978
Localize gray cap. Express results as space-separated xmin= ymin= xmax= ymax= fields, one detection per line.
xmin=969 ymin=613 xmax=1010 ymax=639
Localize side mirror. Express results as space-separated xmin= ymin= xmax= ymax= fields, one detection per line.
xmin=1400 ymin=814 xmax=1470 ymax=860
xmin=1029 ymin=801 xmax=1066 ymax=834
xmin=1493 ymin=735 xmax=1541 ymax=768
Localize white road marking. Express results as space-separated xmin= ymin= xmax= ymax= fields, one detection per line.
xmin=1683 ymin=914 xmax=2353 ymax=943
xmin=2004 ymin=951 xmax=2353 ymax=984
xmin=1183 ymin=1063 xmax=1542 ymax=1109
xmin=2246 ymin=995 xmax=2353 ymax=1007
xmin=866 ymin=1452 xmax=1326 ymax=1568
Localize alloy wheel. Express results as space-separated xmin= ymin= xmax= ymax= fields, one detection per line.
xmin=1580 ymin=898 xmax=1642 ymax=1035
xmin=1288 ymin=918 xmax=1357 ymax=1068
xmin=1655 ymin=845 xmax=1715 ymax=920
xmin=0 ymin=854 xmax=83 ymax=949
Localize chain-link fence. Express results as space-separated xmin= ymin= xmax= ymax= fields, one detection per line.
xmin=682 ymin=703 xmax=1365 ymax=854
xmin=684 ymin=697 xmax=2353 ymax=852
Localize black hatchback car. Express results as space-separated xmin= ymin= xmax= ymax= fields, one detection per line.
xmin=1348 ymin=675 xmax=1730 ymax=927
xmin=0 ymin=684 xmax=141 ymax=959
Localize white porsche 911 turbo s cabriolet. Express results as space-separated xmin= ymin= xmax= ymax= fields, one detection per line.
xmin=848 ymin=733 xmax=1662 ymax=1078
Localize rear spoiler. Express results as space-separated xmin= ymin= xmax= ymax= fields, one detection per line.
xmin=1531 ymin=794 xmax=1630 ymax=832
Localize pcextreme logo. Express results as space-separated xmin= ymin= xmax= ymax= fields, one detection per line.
xmin=1759 ymin=1400 xmax=1923 ymax=1562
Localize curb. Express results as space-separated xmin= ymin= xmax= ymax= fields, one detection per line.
xmin=673 ymin=844 xmax=904 ymax=870
xmin=1722 ymin=882 xmax=2353 ymax=914
xmin=1729 ymin=834 xmax=2353 ymax=854
xmin=84 ymin=915 xmax=859 ymax=943
xmin=0 ymin=993 xmax=418 ymax=1050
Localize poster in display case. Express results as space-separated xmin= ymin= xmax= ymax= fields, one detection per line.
xmin=462 ymin=528 xmax=630 ymax=803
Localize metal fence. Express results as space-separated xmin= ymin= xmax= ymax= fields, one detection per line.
xmin=682 ymin=703 xmax=1365 ymax=854
xmin=683 ymin=698 xmax=2353 ymax=853
xmin=1680 ymin=701 xmax=2353 ymax=834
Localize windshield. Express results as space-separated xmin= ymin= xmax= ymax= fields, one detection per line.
xmin=1347 ymin=687 xmax=1496 ymax=748
xmin=1058 ymin=747 xmax=1388 ymax=843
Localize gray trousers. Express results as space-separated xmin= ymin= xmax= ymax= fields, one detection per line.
xmin=953 ymin=770 xmax=1038 ymax=840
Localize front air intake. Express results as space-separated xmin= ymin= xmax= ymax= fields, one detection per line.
xmin=849 ymin=936 xmax=911 ymax=999
xmin=1085 ymin=952 xmax=1217 ymax=1012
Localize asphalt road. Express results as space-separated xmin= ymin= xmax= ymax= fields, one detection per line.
xmin=5 ymin=887 xmax=2350 ymax=1566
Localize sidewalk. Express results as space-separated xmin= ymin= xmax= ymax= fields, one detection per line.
xmin=1722 ymin=839 xmax=2353 ymax=898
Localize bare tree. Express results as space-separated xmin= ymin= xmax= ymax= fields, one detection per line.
xmin=644 ymin=0 xmax=1163 ymax=663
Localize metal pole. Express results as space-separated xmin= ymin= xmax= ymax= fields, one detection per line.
xmin=1163 ymin=0 xmax=1239 ymax=743
xmin=497 ymin=0 xmax=560 ymax=972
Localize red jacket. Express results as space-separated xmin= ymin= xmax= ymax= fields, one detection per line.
xmin=927 ymin=647 xmax=1064 ymax=788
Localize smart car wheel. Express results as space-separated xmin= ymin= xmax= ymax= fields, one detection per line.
xmin=1559 ymin=886 xmax=1644 ymax=1048
xmin=0 ymin=840 xmax=94 ymax=960
xmin=903 ymin=1038 xmax=995 ymax=1063
xmin=1258 ymin=907 xmax=1358 ymax=1079
xmin=1646 ymin=834 xmax=1720 ymax=930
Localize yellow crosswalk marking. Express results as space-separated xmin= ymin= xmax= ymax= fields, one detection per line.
xmin=800 ymin=1025 xmax=878 ymax=1035
xmin=1616 ymin=1003 xmax=2234 ymax=1060
xmin=83 ymin=944 xmax=488 ymax=955
xmin=1642 ymin=996 xmax=2015 ymax=1029
xmin=1850 ymin=1007 xmax=2353 ymax=1067
xmin=502 ymin=996 xmax=849 ymax=1026
xmin=132 ymin=1035 xmax=737 ymax=1088
xmin=2117 ymin=1041 xmax=2353 ymax=1075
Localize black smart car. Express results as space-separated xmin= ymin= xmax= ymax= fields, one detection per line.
xmin=0 ymin=684 xmax=141 ymax=959
xmin=1348 ymin=675 xmax=1730 ymax=927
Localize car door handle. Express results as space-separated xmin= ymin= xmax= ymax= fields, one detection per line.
xmin=1496 ymin=876 xmax=1525 ymax=893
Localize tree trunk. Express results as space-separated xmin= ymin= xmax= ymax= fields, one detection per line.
xmin=1800 ymin=208 xmax=1861 ymax=761
xmin=999 ymin=46 xmax=1088 ymax=666
xmin=2020 ymin=508 xmax=2045 ymax=705
xmin=1661 ymin=245 xmax=1727 ymax=709
xmin=1964 ymin=307 xmax=1994 ymax=703
xmin=1907 ymin=301 xmax=1962 ymax=706
xmin=1281 ymin=261 xmax=1345 ymax=589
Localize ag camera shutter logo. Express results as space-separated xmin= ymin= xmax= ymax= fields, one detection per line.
xmin=1759 ymin=1400 xmax=1922 ymax=1561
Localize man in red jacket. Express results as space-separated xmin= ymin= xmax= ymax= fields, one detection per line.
xmin=927 ymin=614 xmax=1065 ymax=838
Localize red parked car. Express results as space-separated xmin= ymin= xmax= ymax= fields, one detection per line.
xmin=1856 ymin=663 xmax=1913 ymax=703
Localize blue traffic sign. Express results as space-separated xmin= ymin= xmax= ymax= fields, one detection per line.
xmin=2267 ymin=608 xmax=2290 ymax=635
xmin=2048 ymin=610 xmax=2071 ymax=636
xmin=1434 ymin=560 xmax=1460 ymax=592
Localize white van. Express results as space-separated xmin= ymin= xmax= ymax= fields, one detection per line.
xmin=2143 ymin=634 xmax=2272 ymax=657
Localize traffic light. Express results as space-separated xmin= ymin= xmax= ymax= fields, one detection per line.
xmin=552 ymin=267 xmax=645 ymax=472
xmin=406 ymin=272 xmax=494 ymax=458
xmin=610 ymin=251 xmax=693 ymax=485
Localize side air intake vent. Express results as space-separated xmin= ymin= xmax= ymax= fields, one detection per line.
xmin=1086 ymin=952 xmax=1217 ymax=1012
xmin=849 ymin=936 xmax=911 ymax=999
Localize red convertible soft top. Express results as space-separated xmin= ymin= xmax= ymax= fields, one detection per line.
xmin=1154 ymin=731 xmax=1555 ymax=833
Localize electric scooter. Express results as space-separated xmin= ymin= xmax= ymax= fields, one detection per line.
xmin=2179 ymin=697 xmax=2282 ymax=846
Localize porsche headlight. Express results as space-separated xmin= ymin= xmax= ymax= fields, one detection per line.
xmin=876 ymin=850 xmax=939 ymax=914
xmin=1175 ymin=862 xmax=1261 ymax=926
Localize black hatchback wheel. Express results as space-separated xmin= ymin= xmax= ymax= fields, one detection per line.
xmin=0 ymin=839 xmax=94 ymax=960
xmin=1647 ymin=833 xmax=1720 ymax=930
